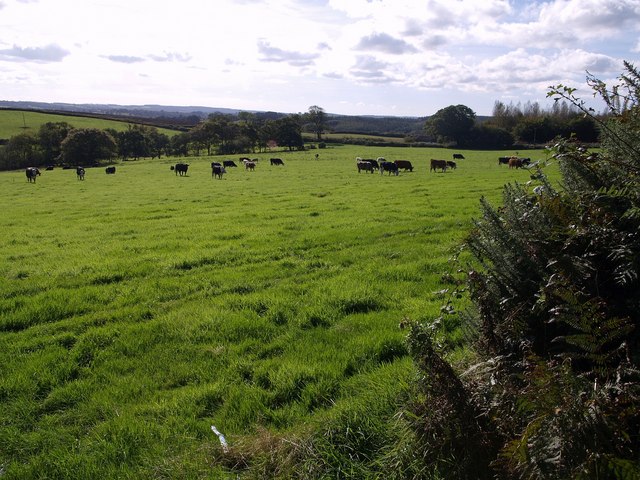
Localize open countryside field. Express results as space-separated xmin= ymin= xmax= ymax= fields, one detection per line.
xmin=0 ymin=110 xmax=178 ymax=139
xmin=0 ymin=146 xmax=554 ymax=478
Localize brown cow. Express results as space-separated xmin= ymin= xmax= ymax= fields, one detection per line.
xmin=395 ymin=160 xmax=414 ymax=171
xmin=508 ymin=157 xmax=523 ymax=169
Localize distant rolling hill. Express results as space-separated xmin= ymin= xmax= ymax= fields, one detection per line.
xmin=0 ymin=100 xmax=432 ymax=139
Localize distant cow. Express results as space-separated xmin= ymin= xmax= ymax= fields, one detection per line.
xmin=174 ymin=163 xmax=189 ymax=176
xmin=498 ymin=156 xmax=511 ymax=165
xmin=270 ymin=158 xmax=284 ymax=166
xmin=357 ymin=160 xmax=375 ymax=173
xmin=395 ymin=160 xmax=413 ymax=172
xmin=45 ymin=165 xmax=54 ymax=171
xmin=430 ymin=159 xmax=448 ymax=172
xmin=361 ymin=158 xmax=379 ymax=169
xmin=380 ymin=161 xmax=399 ymax=176
xmin=223 ymin=160 xmax=237 ymax=168
xmin=243 ymin=160 xmax=256 ymax=171
xmin=25 ymin=167 xmax=40 ymax=183
xmin=453 ymin=153 xmax=465 ymax=160
xmin=508 ymin=157 xmax=523 ymax=169
xmin=446 ymin=161 xmax=457 ymax=170
xmin=105 ymin=166 xmax=116 ymax=174
xmin=211 ymin=162 xmax=222 ymax=168
xmin=76 ymin=167 xmax=85 ymax=180
xmin=212 ymin=164 xmax=226 ymax=179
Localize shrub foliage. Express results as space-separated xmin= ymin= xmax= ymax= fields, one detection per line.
xmin=406 ymin=62 xmax=640 ymax=479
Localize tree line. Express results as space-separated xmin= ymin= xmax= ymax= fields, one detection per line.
xmin=0 ymin=111 xmax=313 ymax=170
xmin=422 ymin=99 xmax=600 ymax=149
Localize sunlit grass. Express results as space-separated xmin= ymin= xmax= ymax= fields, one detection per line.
xmin=0 ymin=145 xmax=554 ymax=478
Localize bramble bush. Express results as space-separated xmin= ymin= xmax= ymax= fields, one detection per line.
xmin=405 ymin=62 xmax=640 ymax=479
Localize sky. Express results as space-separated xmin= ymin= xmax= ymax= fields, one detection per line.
xmin=0 ymin=0 xmax=639 ymax=117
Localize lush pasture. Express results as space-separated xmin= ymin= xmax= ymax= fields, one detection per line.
xmin=0 ymin=146 xmax=552 ymax=478
xmin=0 ymin=110 xmax=177 ymax=139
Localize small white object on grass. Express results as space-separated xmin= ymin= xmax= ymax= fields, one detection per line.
xmin=211 ymin=425 xmax=229 ymax=452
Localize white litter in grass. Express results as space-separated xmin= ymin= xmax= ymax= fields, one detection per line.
xmin=211 ymin=425 xmax=229 ymax=452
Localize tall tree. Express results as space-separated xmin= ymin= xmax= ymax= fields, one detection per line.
xmin=38 ymin=122 xmax=72 ymax=164
xmin=60 ymin=128 xmax=116 ymax=166
xmin=424 ymin=104 xmax=476 ymax=146
xmin=306 ymin=105 xmax=327 ymax=141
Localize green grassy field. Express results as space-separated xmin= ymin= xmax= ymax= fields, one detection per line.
xmin=0 ymin=109 xmax=178 ymax=139
xmin=0 ymin=145 xmax=553 ymax=478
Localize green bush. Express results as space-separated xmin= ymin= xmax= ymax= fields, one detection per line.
xmin=405 ymin=62 xmax=640 ymax=479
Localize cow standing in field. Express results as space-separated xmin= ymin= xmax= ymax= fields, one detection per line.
xmin=453 ymin=153 xmax=465 ymax=160
xmin=212 ymin=164 xmax=226 ymax=179
xmin=508 ymin=157 xmax=523 ymax=169
xmin=173 ymin=163 xmax=189 ymax=176
xmin=498 ymin=156 xmax=511 ymax=165
xmin=430 ymin=159 xmax=448 ymax=172
xmin=380 ymin=161 xmax=399 ymax=176
xmin=395 ymin=160 xmax=413 ymax=171
xmin=25 ymin=167 xmax=40 ymax=183
xmin=223 ymin=160 xmax=237 ymax=168
xmin=270 ymin=158 xmax=284 ymax=166
xmin=357 ymin=160 xmax=375 ymax=173
xmin=76 ymin=167 xmax=85 ymax=180
xmin=446 ymin=161 xmax=457 ymax=170
xmin=243 ymin=159 xmax=256 ymax=171
xmin=105 ymin=166 xmax=116 ymax=174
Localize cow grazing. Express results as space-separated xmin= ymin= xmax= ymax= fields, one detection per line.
xmin=243 ymin=160 xmax=256 ymax=171
xmin=453 ymin=153 xmax=465 ymax=160
xmin=498 ymin=156 xmax=511 ymax=165
xmin=357 ymin=160 xmax=375 ymax=173
xmin=212 ymin=164 xmax=226 ymax=179
xmin=105 ymin=166 xmax=116 ymax=174
xmin=395 ymin=160 xmax=413 ymax=172
xmin=361 ymin=158 xmax=379 ymax=169
xmin=430 ymin=159 xmax=448 ymax=172
xmin=25 ymin=167 xmax=40 ymax=183
xmin=446 ymin=161 xmax=457 ymax=170
xmin=223 ymin=160 xmax=237 ymax=168
xmin=76 ymin=167 xmax=85 ymax=180
xmin=508 ymin=157 xmax=523 ymax=169
xmin=380 ymin=161 xmax=399 ymax=176
xmin=270 ymin=158 xmax=284 ymax=166
xmin=45 ymin=165 xmax=54 ymax=171
xmin=174 ymin=163 xmax=189 ymax=176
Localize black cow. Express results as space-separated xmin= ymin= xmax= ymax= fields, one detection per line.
xmin=76 ymin=167 xmax=85 ymax=180
xmin=45 ymin=165 xmax=54 ymax=171
xmin=223 ymin=160 xmax=237 ymax=168
xmin=174 ymin=163 xmax=189 ymax=176
xmin=380 ymin=161 xmax=399 ymax=176
xmin=25 ymin=167 xmax=40 ymax=183
xmin=212 ymin=164 xmax=226 ymax=179
xmin=446 ymin=161 xmax=457 ymax=170
xmin=270 ymin=158 xmax=284 ymax=166
xmin=430 ymin=159 xmax=447 ymax=172
xmin=453 ymin=153 xmax=465 ymax=160
xmin=105 ymin=166 xmax=116 ymax=174
xmin=395 ymin=160 xmax=413 ymax=171
xmin=498 ymin=156 xmax=511 ymax=165
xmin=361 ymin=158 xmax=379 ymax=169
xmin=357 ymin=161 xmax=375 ymax=173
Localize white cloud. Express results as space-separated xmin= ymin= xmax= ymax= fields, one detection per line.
xmin=0 ymin=43 xmax=69 ymax=62
xmin=0 ymin=0 xmax=637 ymax=115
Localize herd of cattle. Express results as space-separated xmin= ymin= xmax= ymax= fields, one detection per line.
xmin=23 ymin=153 xmax=537 ymax=183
